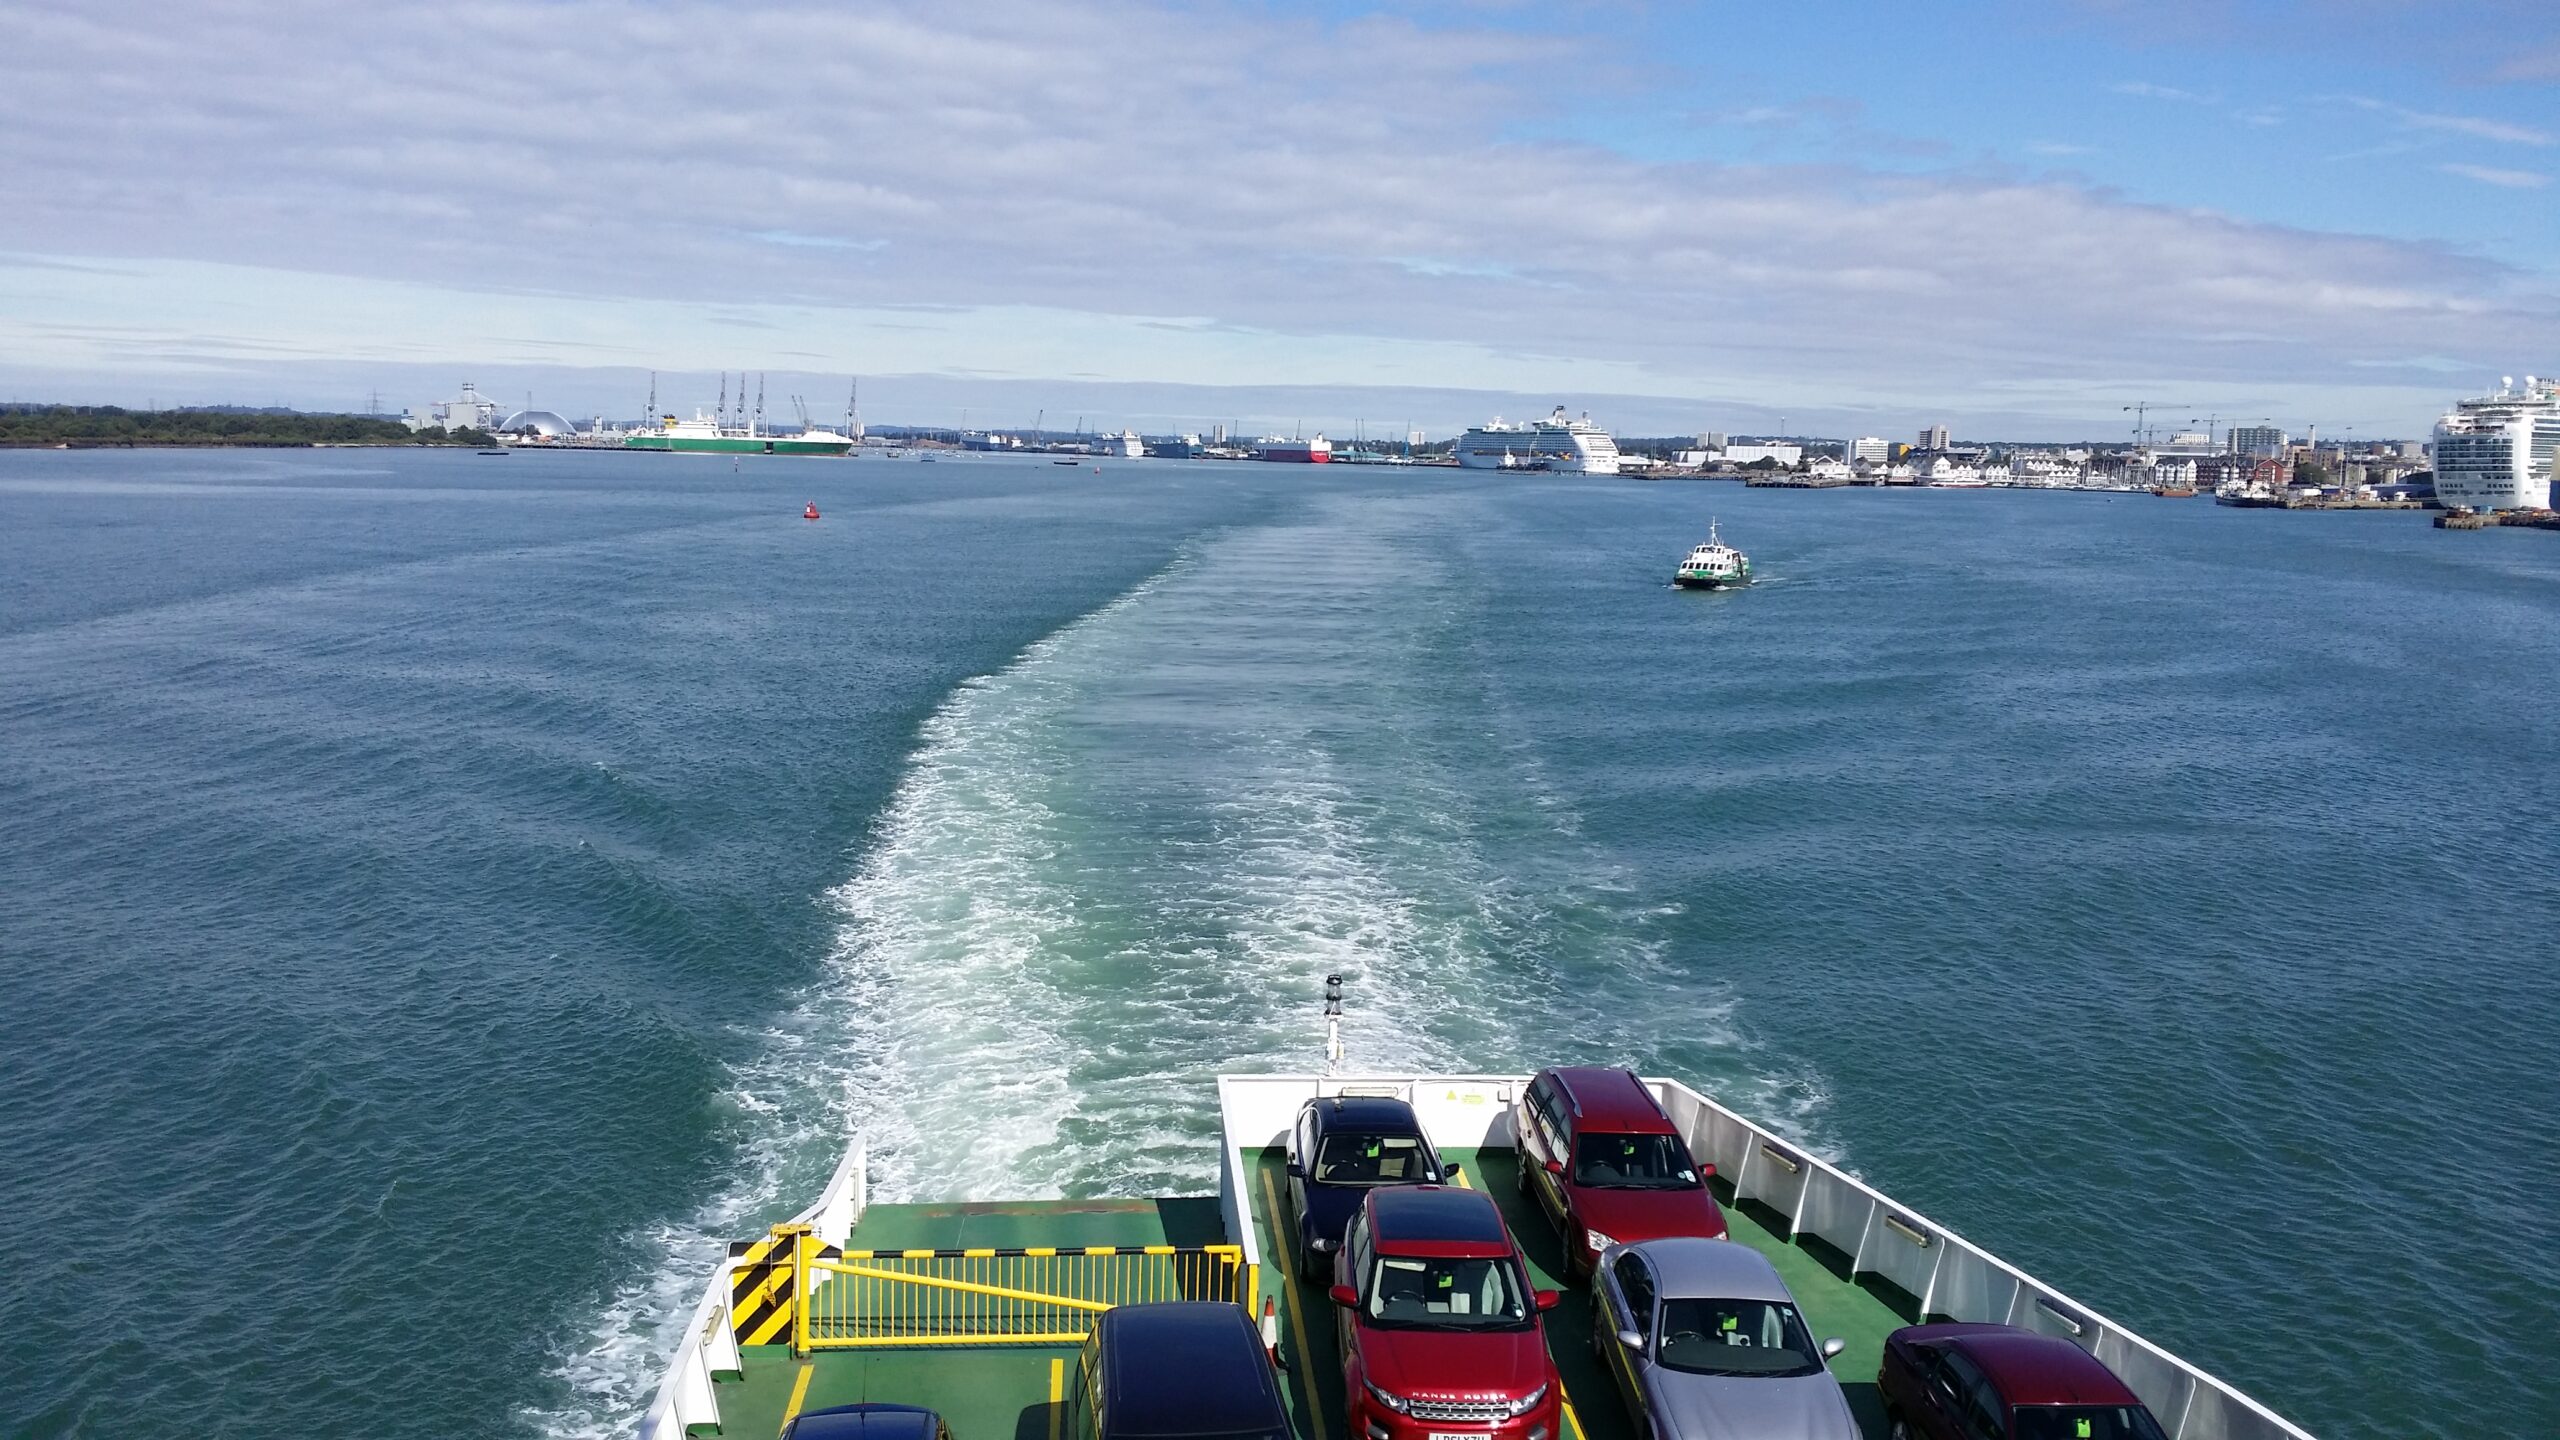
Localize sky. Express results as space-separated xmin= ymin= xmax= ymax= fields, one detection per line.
xmin=2 ymin=0 xmax=2556 ymax=442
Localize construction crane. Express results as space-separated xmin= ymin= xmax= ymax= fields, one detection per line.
xmin=2122 ymin=401 xmax=2201 ymax=447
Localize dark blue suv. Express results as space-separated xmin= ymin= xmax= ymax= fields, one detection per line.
xmin=782 ymin=1403 xmax=949 ymax=1440
xmin=1064 ymin=1301 xmax=1288 ymax=1440
xmin=1285 ymin=1095 xmax=1448 ymax=1270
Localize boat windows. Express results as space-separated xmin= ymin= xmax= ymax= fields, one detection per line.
xmin=1653 ymin=1298 xmax=1823 ymax=1377
xmin=2013 ymin=1408 xmax=2171 ymax=1440
xmin=1363 ymin=1255 xmax=1532 ymax=1330
xmin=1313 ymin=1132 xmax=1432 ymax=1185
xmin=1572 ymin=1132 xmax=1701 ymax=1189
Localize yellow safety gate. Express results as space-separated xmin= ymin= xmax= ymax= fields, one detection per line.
xmin=787 ymin=1242 xmax=1250 ymax=1352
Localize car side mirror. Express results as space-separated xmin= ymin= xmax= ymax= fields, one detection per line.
xmin=1544 ymin=1158 xmax=1564 ymax=1176
xmin=1444 ymin=1162 xmax=1463 ymax=1184
xmin=1820 ymin=1336 xmax=1846 ymax=1360
xmin=1616 ymin=1327 xmax=1644 ymax=1350
xmin=1285 ymin=1160 xmax=1304 ymax=1179
xmin=1535 ymin=1289 xmax=1562 ymax=1312
xmin=1328 ymin=1283 xmax=1357 ymax=1308
xmin=1698 ymin=1162 xmax=1716 ymax=1179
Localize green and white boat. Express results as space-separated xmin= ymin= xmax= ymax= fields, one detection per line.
xmin=624 ymin=412 xmax=855 ymax=457
xmin=1674 ymin=520 xmax=1752 ymax=589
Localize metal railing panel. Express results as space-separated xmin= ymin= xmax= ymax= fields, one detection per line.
xmin=798 ymin=1245 xmax=1246 ymax=1350
xmin=1793 ymin=1166 xmax=1872 ymax=1254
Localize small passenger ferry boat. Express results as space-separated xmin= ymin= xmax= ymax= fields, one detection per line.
xmin=1674 ymin=520 xmax=1752 ymax=589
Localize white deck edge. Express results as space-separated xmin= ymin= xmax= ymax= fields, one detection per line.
xmin=639 ymin=1137 xmax=867 ymax=1440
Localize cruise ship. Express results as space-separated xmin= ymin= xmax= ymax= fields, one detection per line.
xmin=1090 ymin=429 xmax=1146 ymax=459
xmin=2432 ymin=375 xmax=2560 ymax=511
xmin=1454 ymin=408 xmax=1622 ymax=474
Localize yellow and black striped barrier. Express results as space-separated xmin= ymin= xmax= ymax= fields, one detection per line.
xmin=787 ymin=1243 xmax=1247 ymax=1353
xmin=726 ymin=1223 xmax=844 ymax=1347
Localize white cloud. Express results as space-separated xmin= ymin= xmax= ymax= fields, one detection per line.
xmin=2345 ymin=98 xmax=2554 ymax=147
xmin=0 ymin=0 xmax=2552 ymax=439
xmin=2110 ymin=81 xmax=2212 ymax=103
xmin=2439 ymin=163 xmax=2550 ymax=189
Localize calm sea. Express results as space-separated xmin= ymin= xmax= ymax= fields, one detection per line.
xmin=1 ymin=449 xmax=2552 ymax=1439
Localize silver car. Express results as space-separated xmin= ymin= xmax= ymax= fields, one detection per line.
xmin=1592 ymin=1236 xmax=1858 ymax=1440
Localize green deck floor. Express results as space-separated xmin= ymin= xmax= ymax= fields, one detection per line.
xmin=698 ymin=1152 xmax=1916 ymax=1439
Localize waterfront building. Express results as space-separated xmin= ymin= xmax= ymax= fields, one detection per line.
xmin=403 ymin=381 xmax=504 ymax=433
xmin=1851 ymin=436 xmax=1888 ymax=463
xmin=2432 ymin=375 xmax=2560 ymax=511
xmin=1920 ymin=423 xmax=1950 ymax=450
xmin=2228 ymin=425 xmax=2287 ymax=457
xmin=1697 ymin=431 xmax=1728 ymax=451
xmin=1724 ymin=442 xmax=1802 ymax=467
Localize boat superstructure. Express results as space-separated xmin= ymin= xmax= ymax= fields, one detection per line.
xmin=642 ymin=1067 xmax=2319 ymax=1440
xmin=1455 ymin=407 xmax=1622 ymax=475
xmin=1674 ymin=520 xmax=1752 ymax=590
xmin=2432 ymin=375 xmax=2560 ymax=511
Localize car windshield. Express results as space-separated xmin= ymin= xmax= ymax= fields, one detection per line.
xmin=1314 ymin=1132 xmax=1434 ymax=1186
xmin=2014 ymin=1407 xmax=2170 ymax=1440
xmin=1572 ymin=1132 xmax=1700 ymax=1189
xmin=1654 ymin=1298 xmax=1823 ymax=1377
xmin=1364 ymin=1254 xmax=1531 ymax=1330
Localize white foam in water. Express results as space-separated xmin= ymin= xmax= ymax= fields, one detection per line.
xmin=534 ymin=512 xmax=1827 ymax=1436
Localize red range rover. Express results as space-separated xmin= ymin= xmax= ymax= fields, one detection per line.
xmin=1879 ymin=1323 xmax=2173 ymax=1440
xmin=1330 ymin=1185 xmax=1562 ymax=1440
xmin=1515 ymin=1066 xmax=1726 ymax=1278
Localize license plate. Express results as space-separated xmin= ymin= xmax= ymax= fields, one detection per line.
xmin=1427 ymin=1433 xmax=1479 ymax=1440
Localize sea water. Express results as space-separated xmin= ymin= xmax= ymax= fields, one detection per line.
xmin=1 ymin=448 xmax=2553 ymax=1439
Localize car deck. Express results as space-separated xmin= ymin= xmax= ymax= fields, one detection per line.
xmin=696 ymin=1146 xmax=1918 ymax=1439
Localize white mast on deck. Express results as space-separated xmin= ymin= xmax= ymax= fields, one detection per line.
xmin=1323 ymin=973 xmax=1344 ymax=1074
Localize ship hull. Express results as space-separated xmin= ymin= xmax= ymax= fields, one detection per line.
xmin=1674 ymin=573 xmax=1750 ymax=589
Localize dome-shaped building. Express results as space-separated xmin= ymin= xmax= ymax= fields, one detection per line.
xmin=500 ymin=409 xmax=575 ymax=439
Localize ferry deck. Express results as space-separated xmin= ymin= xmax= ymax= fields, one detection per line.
xmin=645 ymin=1076 xmax=2313 ymax=1440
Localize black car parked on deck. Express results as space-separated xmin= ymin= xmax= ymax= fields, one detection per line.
xmin=1284 ymin=1094 xmax=1450 ymax=1270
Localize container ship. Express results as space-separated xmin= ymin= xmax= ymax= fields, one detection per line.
xmin=642 ymin=1047 xmax=2318 ymax=1440
xmin=1454 ymin=408 xmax=1621 ymax=475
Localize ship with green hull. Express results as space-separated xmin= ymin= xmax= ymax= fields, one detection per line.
xmin=624 ymin=413 xmax=855 ymax=457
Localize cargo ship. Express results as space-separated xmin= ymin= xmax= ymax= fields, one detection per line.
xmin=1255 ymin=436 xmax=1334 ymax=463
xmin=624 ymin=413 xmax=856 ymax=457
xmin=641 ymin=1059 xmax=2318 ymax=1440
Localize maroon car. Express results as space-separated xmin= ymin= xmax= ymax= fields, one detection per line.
xmin=1879 ymin=1323 xmax=2171 ymax=1440
xmin=1329 ymin=1185 xmax=1562 ymax=1440
xmin=1514 ymin=1067 xmax=1725 ymax=1278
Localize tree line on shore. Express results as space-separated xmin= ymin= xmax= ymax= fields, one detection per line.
xmin=0 ymin=405 xmax=492 ymax=448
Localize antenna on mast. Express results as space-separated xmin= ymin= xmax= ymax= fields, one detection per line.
xmin=1323 ymin=973 xmax=1345 ymax=1074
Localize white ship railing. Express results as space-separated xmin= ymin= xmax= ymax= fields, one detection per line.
xmin=1216 ymin=1074 xmax=2316 ymax=1440
xmin=637 ymin=1137 xmax=868 ymax=1440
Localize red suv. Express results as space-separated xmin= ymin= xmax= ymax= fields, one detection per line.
xmin=1879 ymin=1323 xmax=2171 ymax=1440
xmin=1514 ymin=1067 xmax=1725 ymax=1277
xmin=1329 ymin=1185 xmax=1562 ymax=1440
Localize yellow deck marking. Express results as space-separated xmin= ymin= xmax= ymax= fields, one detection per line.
xmin=1048 ymin=1358 xmax=1065 ymax=1440
xmin=1450 ymin=1165 xmax=1473 ymax=1189
xmin=1560 ymin=1388 xmax=1588 ymax=1440
xmin=780 ymin=1362 xmax=815 ymax=1434
xmin=1255 ymin=1166 xmax=1330 ymax=1440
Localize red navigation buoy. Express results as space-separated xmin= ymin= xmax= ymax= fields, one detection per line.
xmin=804 ymin=501 xmax=821 ymax=521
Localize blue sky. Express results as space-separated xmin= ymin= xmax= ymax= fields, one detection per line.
xmin=1 ymin=0 xmax=2553 ymax=440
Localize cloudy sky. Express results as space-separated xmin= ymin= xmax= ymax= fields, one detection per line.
xmin=3 ymin=0 xmax=2555 ymax=440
